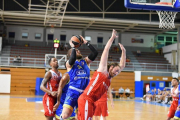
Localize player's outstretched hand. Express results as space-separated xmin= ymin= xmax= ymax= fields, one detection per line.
xmin=118 ymin=43 xmax=126 ymax=52
xmin=79 ymin=35 xmax=87 ymax=44
xmin=111 ymin=29 xmax=118 ymax=39
xmin=51 ymin=91 xmax=57 ymax=97
xmin=69 ymin=40 xmax=75 ymax=48
xmin=53 ymin=102 xmax=60 ymax=112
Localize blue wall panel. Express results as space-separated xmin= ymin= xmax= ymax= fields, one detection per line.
xmin=135 ymin=81 xmax=143 ymax=97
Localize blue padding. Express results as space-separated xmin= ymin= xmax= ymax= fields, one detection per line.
xmin=174 ymin=0 xmax=180 ymax=8
xmin=27 ymin=97 xmax=43 ymax=102
xmin=35 ymin=78 xmax=45 ymax=95
xmin=135 ymin=81 xmax=143 ymax=97
xmin=125 ymin=0 xmax=180 ymax=12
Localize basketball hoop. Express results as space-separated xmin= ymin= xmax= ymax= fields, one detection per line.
xmin=156 ymin=10 xmax=177 ymax=29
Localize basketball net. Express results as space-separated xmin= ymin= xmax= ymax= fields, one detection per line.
xmin=156 ymin=10 xmax=177 ymax=29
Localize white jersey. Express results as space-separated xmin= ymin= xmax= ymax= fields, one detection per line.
xmin=171 ymin=86 xmax=179 ymax=101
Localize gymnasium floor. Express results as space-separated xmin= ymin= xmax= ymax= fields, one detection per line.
xmin=0 ymin=95 xmax=170 ymax=120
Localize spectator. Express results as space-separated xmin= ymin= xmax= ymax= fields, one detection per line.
xmin=157 ymin=88 xmax=167 ymax=103
xmin=141 ymin=89 xmax=152 ymax=101
xmin=125 ymin=88 xmax=130 ymax=99
xmin=126 ymin=57 xmax=130 ymax=65
xmin=17 ymin=55 xmax=21 ymax=63
xmin=13 ymin=56 xmax=17 ymax=63
xmin=108 ymin=56 xmax=113 ymax=61
xmin=155 ymin=89 xmax=162 ymax=101
xmin=60 ymin=43 xmax=64 ymax=51
xmin=111 ymin=88 xmax=116 ymax=98
xmin=13 ymin=56 xmax=18 ymax=65
xmin=159 ymin=48 xmax=163 ymax=55
xmin=152 ymin=88 xmax=158 ymax=101
xmin=119 ymin=87 xmax=124 ymax=99
xmin=64 ymin=43 xmax=68 ymax=51
xmin=137 ymin=50 xmax=141 ymax=57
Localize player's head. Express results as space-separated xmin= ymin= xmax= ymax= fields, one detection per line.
xmin=107 ymin=62 xmax=121 ymax=78
xmin=171 ymin=78 xmax=179 ymax=87
xmin=48 ymin=57 xmax=58 ymax=69
xmin=154 ymin=88 xmax=156 ymax=91
xmin=67 ymin=48 xmax=83 ymax=60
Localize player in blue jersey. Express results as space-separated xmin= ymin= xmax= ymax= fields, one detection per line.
xmin=53 ymin=35 xmax=98 ymax=120
xmin=55 ymin=73 xmax=76 ymax=120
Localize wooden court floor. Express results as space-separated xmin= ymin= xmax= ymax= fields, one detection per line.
xmin=0 ymin=95 xmax=169 ymax=120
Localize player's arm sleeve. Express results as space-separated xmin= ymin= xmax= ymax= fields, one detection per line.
xmin=40 ymin=71 xmax=52 ymax=94
xmin=85 ymin=42 xmax=98 ymax=63
xmin=68 ymin=47 xmax=76 ymax=66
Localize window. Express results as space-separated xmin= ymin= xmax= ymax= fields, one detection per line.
xmin=48 ymin=34 xmax=54 ymax=40
xmin=9 ymin=32 xmax=15 ymax=38
xmin=157 ymin=36 xmax=164 ymax=41
xmin=165 ymin=42 xmax=172 ymax=46
xmin=174 ymin=37 xmax=177 ymax=41
xmin=151 ymin=83 xmax=156 ymax=87
xmin=85 ymin=36 xmax=91 ymax=41
xmin=22 ymin=33 xmax=28 ymax=39
xmin=97 ymin=37 xmax=103 ymax=43
xmin=35 ymin=33 xmax=41 ymax=39
xmin=60 ymin=35 xmax=66 ymax=41
xmin=166 ymin=37 xmax=172 ymax=42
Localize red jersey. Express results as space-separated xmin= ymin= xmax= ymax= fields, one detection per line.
xmin=46 ymin=70 xmax=62 ymax=95
xmin=96 ymin=91 xmax=108 ymax=102
xmin=82 ymin=71 xmax=111 ymax=102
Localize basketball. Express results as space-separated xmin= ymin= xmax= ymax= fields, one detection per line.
xmin=71 ymin=35 xmax=83 ymax=48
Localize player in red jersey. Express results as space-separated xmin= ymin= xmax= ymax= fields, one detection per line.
xmin=167 ymin=78 xmax=179 ymax=120
xmin=77 ymin=29 xmax=126 ymax=120
xmin=40 ymin=58 xmax=62 ymax=120
xmin=94 ymin=86 xmax=114 ymax=120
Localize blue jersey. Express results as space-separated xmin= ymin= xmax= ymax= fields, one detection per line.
xmin=68 ymin=59 xmax=90 ymax=90
xmin=55 ymin=79 xmax=76 ymax=119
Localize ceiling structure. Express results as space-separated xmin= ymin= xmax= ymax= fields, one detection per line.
xmin=0 ymin=0 xmax=179 ymax=35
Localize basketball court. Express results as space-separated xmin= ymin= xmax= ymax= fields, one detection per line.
xmin=0 ymin=95 xmax=170 ymax=120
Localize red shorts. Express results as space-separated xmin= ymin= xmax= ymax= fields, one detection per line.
xmin=43 ymin=94 xmax=56 ymax=117
xmin=78 ymin=95 xmax=95 ymax=120
xmin=94 ymin=101 xmax=108 ymax=117
xmin=167 ymin=102 xmax=178 ymax=118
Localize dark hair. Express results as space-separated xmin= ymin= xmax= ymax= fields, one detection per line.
xmin=107 ymin=62 xmax=120 ymax=71
xmin=173 ymin=77 xmax=179 ymax=84
xmin=66 ymin=48 xmax=80 ymax=59
xmin=48 ymin=58 xmax=52 ymax=65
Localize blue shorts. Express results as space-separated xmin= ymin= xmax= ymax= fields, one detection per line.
xmin=55 ymin=101 xmax=75 ymax=120
xmin=174 ymin=110 xmax=180 ymax=120
xmin=63 ymin=88 xmax=83 ymax=112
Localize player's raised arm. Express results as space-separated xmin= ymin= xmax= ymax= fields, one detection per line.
xmin=97 ymin=29 xmax=118 ymax=72
xmin=66 ymin=40 xmax=76 ymax=69
xmin=40 ymin=72 xmax=55 ymax=95
xmin=53 ymin=73 xmax=69 ymax=111
xmin=80 ymin=36 xmax=98 ymax=65
xmin=108 ymin=86 xmax=114 ymax=108
xmin=118 ymin=43 xmax=126 ymax=71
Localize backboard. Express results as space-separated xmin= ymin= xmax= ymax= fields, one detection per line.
xmin=125 ymin=0 xmax=180 ymax=11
